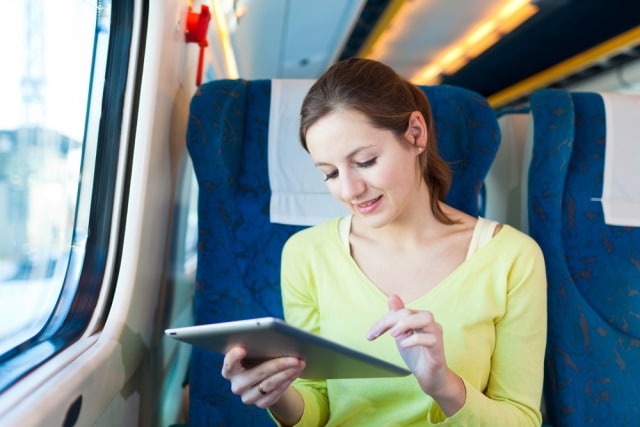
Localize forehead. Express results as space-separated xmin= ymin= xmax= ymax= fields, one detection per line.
xmin=305 ymin=109 xmax=392 ymax=161
xmin=307 ymin=108 xmax=371 ymax=137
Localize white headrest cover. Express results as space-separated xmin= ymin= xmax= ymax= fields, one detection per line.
xmin=268 ymin=79 xmax=349 ymax=226
xmin=600 ymin=92 xmax=640 ymax=226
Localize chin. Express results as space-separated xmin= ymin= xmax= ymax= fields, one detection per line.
xmin=357 ymin=212 xmax=393 ymax=229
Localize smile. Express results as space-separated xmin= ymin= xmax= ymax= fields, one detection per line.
xmin=354 ymin=195 xmax=382 ymax=213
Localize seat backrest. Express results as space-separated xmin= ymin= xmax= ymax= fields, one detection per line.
xmin=185 ymin=79 xmax=500 ymax=426
xmin=528 ymin=89 xmax=640 ymax=426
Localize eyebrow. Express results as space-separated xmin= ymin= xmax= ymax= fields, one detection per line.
xmin=313 ymin=145 xmax=375 ymax=168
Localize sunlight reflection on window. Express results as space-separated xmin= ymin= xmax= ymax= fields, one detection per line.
xmin=0 ymin=1 xmax=104 ymax=355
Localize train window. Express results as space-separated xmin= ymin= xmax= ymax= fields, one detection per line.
xmin=0 ymin=0 xmax=129 ymax=390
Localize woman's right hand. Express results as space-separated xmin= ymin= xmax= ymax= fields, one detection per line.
xmin=221 ymin=346 xmax=306 ymax=410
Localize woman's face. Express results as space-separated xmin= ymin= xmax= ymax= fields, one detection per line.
xmin=305 ymin=108 xmax=426 ymax=228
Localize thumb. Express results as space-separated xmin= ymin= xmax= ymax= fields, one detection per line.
xmin=388 ymin=294 xmax=405 ymax=311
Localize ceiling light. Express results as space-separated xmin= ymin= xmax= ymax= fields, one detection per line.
xmin=410 ymin=0 xmax=539 ymax=84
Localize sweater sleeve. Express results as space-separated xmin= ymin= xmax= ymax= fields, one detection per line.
xmin=428 ymin=236 xmax=548 ymax=426
xmin=268 ymin=380 xmax=329 ymax=427
xmin=271 ymin=232 xmax=332 ymax=426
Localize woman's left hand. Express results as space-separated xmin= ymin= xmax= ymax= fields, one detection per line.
xmin=367 ymin=294 xmax=466 ymax=415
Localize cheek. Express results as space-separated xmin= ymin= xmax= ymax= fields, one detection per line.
xmin=324 ymin=180 xmax=343 ymax=200
xmin=375 ymin=158 xmax=415 ymax=188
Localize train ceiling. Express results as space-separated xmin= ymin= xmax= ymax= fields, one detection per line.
xmin=228 ymin=0 xmax=640 ymax=106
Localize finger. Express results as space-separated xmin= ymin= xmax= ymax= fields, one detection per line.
xmin=367 ymin=295 xmax=409 ymax=340
xmin=367 ymin=313 xmax=396 ymax=340
xmin=387 ymin=294 xmax=406 ymax=311
xmin=254 ymin=379 xmax=294 ymax=409
xmin=221 ymin=346 xmax=248 ymax=379
xmin=367 ymin=309 xmax=409 ymax=340
xmin=389 ymin=310 xmax=437 ymax=336
xmin=394 ymin=328 xmax=441 ymax=349
xmin=235 ymin=356 xmax=304 ymax=394
xmin=254 ymin=362 xmax=305 ymax=408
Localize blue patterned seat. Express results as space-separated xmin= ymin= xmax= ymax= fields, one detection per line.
xmin=185 ymin=79 xmax=500 ymax=426
xmin=528 ymin=89 xmax=640 ymax=426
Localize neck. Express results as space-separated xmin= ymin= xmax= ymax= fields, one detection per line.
xmin=352 ymin=186 xmax=445 ymax=247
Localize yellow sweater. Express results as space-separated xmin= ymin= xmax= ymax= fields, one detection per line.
xmin=279 ymin=218 xmax=547 ymax=427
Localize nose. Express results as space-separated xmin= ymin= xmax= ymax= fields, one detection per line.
xmin=339 ymin=170 xmax=365 ymax=202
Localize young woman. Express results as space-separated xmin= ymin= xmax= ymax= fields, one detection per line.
xmin=221 ymin=58 xmax=547 ymax=426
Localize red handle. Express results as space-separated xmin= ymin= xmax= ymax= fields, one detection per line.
xmin=185 ymin=5 xmax=211 ymax=86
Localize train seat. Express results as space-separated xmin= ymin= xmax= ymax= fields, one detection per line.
xmin=528 ymin=89 xmax=640 ymax=426
xmin=185 ymin=79 xmax=500 ymax=426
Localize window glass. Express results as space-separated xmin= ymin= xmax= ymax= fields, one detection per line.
xmin=0 ymin=1 xmax=103 ymax=355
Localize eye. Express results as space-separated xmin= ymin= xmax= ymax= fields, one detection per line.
xmin=356 ymin=157 xmax=377 ymax=168
xmin=323 ymin=170 xmax=339 ymax=181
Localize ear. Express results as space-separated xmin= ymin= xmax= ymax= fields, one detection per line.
xmin=404 ymin=111 xmax=428 ymax=151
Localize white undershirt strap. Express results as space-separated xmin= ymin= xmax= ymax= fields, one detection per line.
xmin=465 ymin=217 xmax=499 ymax=260
xmin=339 ymin=215 xmax=352 ymax=250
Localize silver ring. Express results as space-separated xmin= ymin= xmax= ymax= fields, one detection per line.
xmin=257 ymin=383 xmax=267 ymax=395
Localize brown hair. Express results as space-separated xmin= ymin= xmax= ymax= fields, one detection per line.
xmin=299 ymin=58 xmax=454 ymax=224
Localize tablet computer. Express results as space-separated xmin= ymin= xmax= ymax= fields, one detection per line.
xmin=165 ymin=317 xmax=411 ymax=379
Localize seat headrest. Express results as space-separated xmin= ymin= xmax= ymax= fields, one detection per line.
xmin=599 ymin=92 xmax=640 ymax=227
xmin=268 ymin=79 xmax=349 ymax=225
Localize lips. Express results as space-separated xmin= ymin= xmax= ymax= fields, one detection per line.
xmin=355 ymin=195 xmax=382 ymax=214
